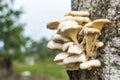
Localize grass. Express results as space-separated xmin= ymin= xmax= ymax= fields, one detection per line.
xmin=13 ymin=58 xmax=69 ymax=80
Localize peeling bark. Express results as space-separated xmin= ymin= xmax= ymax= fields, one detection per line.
xmin=68 ymin=0 xmax=120 ymax=80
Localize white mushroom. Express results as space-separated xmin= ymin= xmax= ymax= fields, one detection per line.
xmin=47 ymin=41 xmax=63 ymax=51
xmin=79 ymin=28 xmax=100 ymax=58
xmin=60 ymin=16 xmax=90 ymax=25
xmin=65 ymin=11 xmax=90 ymax=17
xmin=57 ymin=20 xmax=79 ymax=34
xmin=47 ymin=16 xmax=90 ymax=30
xmin=80 ymin=59 xmax=101 ymax=70
xmin=83 ymin=22 xmax=93 ymax=28
xmin=94 ymin=42 xmax=104 ymax=52
xmin=62 ymin=42 xmax=74 ymax=52
xmin=92 ymin=19 xmax=110 ymax=31
xmin=47 ymin=16 xmax=74 ymax=30
xmin=47 ymin=16 xmax=73 ymax=30
xmin=60 ymin=20 xmax=82 ymax=45
xmin=95 ymin=42 xmax=104 ymax=48
xmin=79 ymin=27 xmax=101 ymax=35
xmin=54 ymin=52 xmax=69 ymax=65
xmin=63 ymin=53 xmax=87 ymax=64
xmin=47 ymin=20 xmax=60 ymax=30
xmin=67 ymin=45 xmax=84 ymax=55
xmin=46 ymin=11 xmax=110 ymax=71
xmin=52 ymin=34 xmax=70 ymax=43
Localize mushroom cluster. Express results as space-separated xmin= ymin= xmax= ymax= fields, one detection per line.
xmin=47 ymin=11 xmax=110 ymax=70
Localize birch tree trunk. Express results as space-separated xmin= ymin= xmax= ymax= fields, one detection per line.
xmin=67 ymin=0 xmax=120 ymax=80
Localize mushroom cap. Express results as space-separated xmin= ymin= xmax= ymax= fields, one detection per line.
xmin=60 ymin=16 xmax=90 ymax=25
xmin=93 ymin=19 xmax=110 ymax=24
xmin=47 ymin=20 xmax=60 ymax=30
xmin=60 ymin=21 xmax=82 ymax=39
xmin=63 ymin=53 xmax=87 ymax=64
xmin=54 ymin=52 xmax=69 ymax=62
xmin=79 ymin=28 xmax=101 ymax=36
xmin=73 ymin=17 xmax=90 ymax=24
xmin=62 ymin=42 xmax=74 ymax=52
xmin=80 ymin=59 xmax=101 ymax=70
xmin=58 ymin=20 xmax=82 ymax=44
xmin=52 ymin=34 xmax=70 ymax=43
xmin=83 ymin=22 xmax=93 ymax=28
xmin=47 ymin=41 xmax=63 ymax=51
xmin=95 ymin=42 xmax=104 ymax=48
xmin=55 ymin=61 xmax=64 ymax=65
xmin=65 ymin=11 xmax=90 ymax=17
xmin=92 ymin=19 xmax=110 ymax=30
xmin=57 ymin=20 xmax=78 ymax=34
xmin=60 ymin=16 xmax=73 ymax=21
xmin=46 ymin=16 xmax=73 ymax=30
xmin=61 ymin=25 xmax=82 ymax=38
xmin=54 ymin=52 xmax=69 ymax=65
xmin=60 ymin=23 xmax=82 ymax=33
xmin=67 ymin=45 xmax=84 ymax=54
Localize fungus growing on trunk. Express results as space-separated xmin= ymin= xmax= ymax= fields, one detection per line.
xmin=65 ymin=11 xmax=90 ymax=17
xmin=47 ymin=41 xmax=63 ymax=51
xmin=83 ymin=22 xmax=93 ymax=28
xmin=92 ymin=19 xmax=110 ymax=31
xmin=60 ymin=21 xmax=82 ymax=45
xmin=60 ymin=16 xmax=90 ymax=25
xmin=79 ymin=28 xmax=100 ymax=58
xmin=47 ymin=20 xmax=60 ymax=30
xmin=62 ymin=42 xmax=74 ymax=52
xmin=54 ymin=52 xmax=69 ymax=65
xmin=95 ymin=42 xmax=104 ymax=48
xmin=52 ymin=34 xmax=70 ymax=43
xmin=47 ymin=11 xmax=110 ymax=71
xmin=63 ymin=53 xmax=87 ymax=64
xmin=47 ymin=16 xmax=90 ymax=30
xmin=57 ymin=20 xmax=78 ymax=34
xmin=80 ymin=59 xmax=101 ymax=70
xmin=67 ymin=45 xmax=84 ymax=54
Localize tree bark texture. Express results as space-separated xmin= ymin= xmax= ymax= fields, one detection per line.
xmin=67 ymin=0 xmax=120 ymax=80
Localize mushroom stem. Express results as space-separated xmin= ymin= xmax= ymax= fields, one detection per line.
xmin=85 ymin=34 xmax=99 ymax=58
xmin=91 ymin=34 xmax=99 ymax=52
xmin=70 ymin=30 xmax=79 ymax=45
xmin=79 ymin=28 xmax=100 ymax=58
xmin=79 ymin=37 xmax=86 ymax=49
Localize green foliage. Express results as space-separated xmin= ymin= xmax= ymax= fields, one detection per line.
xmin=0 ymin=0 xmax=28 ymax=60
xmin=0 ymin=1 xmax=66 ymax=79
xmin=13 ymin=58 xmax=69 ymax=80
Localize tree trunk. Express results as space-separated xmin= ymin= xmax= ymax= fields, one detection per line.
xmin=67 ymin=0 xmax=120 ymax=80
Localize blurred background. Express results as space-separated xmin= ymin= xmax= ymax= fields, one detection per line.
xmin=0 ymin=0 xmax=71 ymax=80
